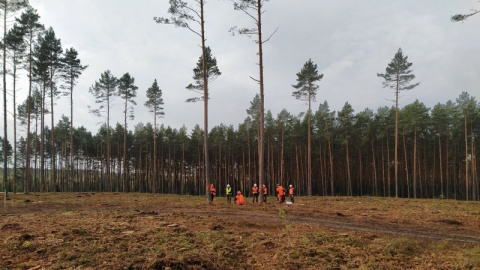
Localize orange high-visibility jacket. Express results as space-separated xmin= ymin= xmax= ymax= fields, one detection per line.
xmin=289 ymin=187 xmax=294 ymax=195
xmin=277 ymin=186 xmax=284 ymax=197
xmin=236 ymin=194 xmax=245 ymax=205
xmin=252 ymin=186 xmax=259 ymax=194
xmin=210 ymin=185 xmax=216 ymax=195
xmin=263 ymin=186 xmax=267 ymax=195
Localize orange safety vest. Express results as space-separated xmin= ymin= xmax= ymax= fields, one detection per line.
xmin=252 ymin=186 xmax=259 ymax=194
xmin=289 ymin=187 xmax=294 ymax=195
xmin=277 ymin=186 xmax=284 ymax=197
xmin=263 ymin=186 xmax=267 ymax=195
xmin=210 ymin=186 xmax=216 ymax=195
xmin=236 ymin=194 xmax=245 ymax=205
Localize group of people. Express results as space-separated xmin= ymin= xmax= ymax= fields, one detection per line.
xmin=208 ymin=183 xmax=295 ymax=205
xmin=275 ymin=184 xmax=295 ymax=204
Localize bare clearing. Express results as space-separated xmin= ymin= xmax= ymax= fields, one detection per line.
xmin=1 ymin=193 xmax=479 ymax=269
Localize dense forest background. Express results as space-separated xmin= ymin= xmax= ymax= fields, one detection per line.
xmin=2 ymin=92 xmax=479 ymax=200
xmin=1 ymin=1 xmax=479 ymax=200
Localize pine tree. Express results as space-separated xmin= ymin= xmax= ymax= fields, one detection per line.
xmin=1 ymin=0 xmax=28 ymax=197
xmin=292 ymin=59 xmax=323 ymax=196
xmin=377 ymin=48 xmax=419 ymax=198
xmin=89 ymin=70 xmax=118 ymax=191
xmin=17 ymin=6 xmax=44 ymax=193
xmin=145 ymin=79 xmax=164 ymax=192
xmin=155 ymin=0 xmax=212 ymax=194
xmin=5 ymin=23 xmax=26 ymax=193
xmin=35 ymin=27 xmax=63 ymax=191
xmin=186 ymin=46 xmax=221 ymax=102
xmin=231 ymin=0 xmax=276 ymax=198
xmin=118 ymin=72 xmax=138 ymax=191
xmin=60 ymin=47 xmax=87 ymax=184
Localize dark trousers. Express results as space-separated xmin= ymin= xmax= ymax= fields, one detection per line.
xmin=253 ymin=194 xmax=259 ymax=203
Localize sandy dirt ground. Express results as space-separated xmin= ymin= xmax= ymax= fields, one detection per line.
xmin=1 ymin=193 xmax=479 ymax=269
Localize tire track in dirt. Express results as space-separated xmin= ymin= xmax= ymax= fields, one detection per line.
xmin=161 ymin=209 xmax=480 ymax=244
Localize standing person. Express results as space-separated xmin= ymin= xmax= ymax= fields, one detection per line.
xmin=276 ymin=184 xmax=284 ymax=203
xmin=208 ymin=183 xmax=216 ymax=205
xmin=226 ymin=184 xmax=233 ymax=203
xmin=236 ymin=191 xmax=245 ymax=205
xmin=289 ymin=184 xmax=295 ymax=204
xmin=262 ymin=183 xmax=268 ymax=203
xmin=252 ymin=183 xmax=259 ymax=203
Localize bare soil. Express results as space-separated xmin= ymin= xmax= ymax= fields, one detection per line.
xmin=1 ymin=193 xmax=479 ymax=269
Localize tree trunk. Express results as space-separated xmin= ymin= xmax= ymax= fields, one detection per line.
xmin=413 ymin=127 xmax=417 ymax=199
xmin=257 ymin=0 xmax=265 ymax=191
xmin=328 ymin=138 xmax=334 ymax=196
xmin=464 ymin=114 xmax=468 ymax=200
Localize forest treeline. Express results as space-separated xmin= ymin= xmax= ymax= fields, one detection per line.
xmin=1 ymin=92 xmax=479 ymax=200
xmin=1 ymin=2 xmax=479 ymax=201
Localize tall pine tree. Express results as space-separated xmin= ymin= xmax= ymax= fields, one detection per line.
xmin=292 ymin=59 xmax=323 ymax=196
xmin=377 ymin=48 xmax=419 ymax=198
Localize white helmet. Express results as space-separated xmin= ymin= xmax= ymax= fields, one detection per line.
xmin=227 ymin=184 xmax=230 ymax=187
xmin=254 ymin=184 xmax=257 ymax=187
xmin=289 ymin=185 xmax=292 ymax=187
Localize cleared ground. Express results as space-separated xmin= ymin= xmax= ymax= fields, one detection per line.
xmin=1 ymin=193 xmax=479 ymax=269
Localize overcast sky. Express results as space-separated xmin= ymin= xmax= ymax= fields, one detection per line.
xmin=10 ymin=0 xmax=480 ymax=138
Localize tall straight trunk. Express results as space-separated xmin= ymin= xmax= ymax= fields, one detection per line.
xmin=464 ymin=114 xmax=468 ymax=200
xmin=471 ymin=136 xmax=477 ymax=200
xmin=34 ymin=117 xmax=38 ymax=191
xmin=12 ymin=59 xmax=17 ymax=193
xmin=50 ymin=78 xmax=56 ymax=191
xmin=319 ymin=141 xmax=325 ymax=195
xmin=446 ymin=139 xmax=449 ymax=199
xmin=153 ymin=113 xmax=157 ymax=192
xmin=69 ymin=76 xmax=74 ymax=187
xmin=358 ymin=149 xmax=363 ymax=196
xmin=40 ymin=84 xmax=46 ymax=191
xmin=413 ymin=128 xmax=417 ymax=198
xmin=2 ymin=2 xmax=8 ymax=197
xmin=439 ymin=134 xmax=444 ymax=197
xmin=295 ymin=144 xmax=299 ymax=186
xmin=403 ymin=132 xmax=409 ymax=198
xmin=307 ymin=102 xmax=312 ymax=196
xmin=280 ymin=128 xmax=284 ymax=183
xmin=106 ymin=99 xmax=111 ymax=192
xmin=394 ymin=80 xmax=399 ymax=198
xmin=248 ymin=130 xmax=251 ymax=185
xmin=381 ymin=138 xmax=386 ymax=196
xmin=123 ymin=97 xmax=127 ymax=192
xmin=346 ymin=142 xmax=352 ymax=196
xmin=199 ymin=0 xmax=210 ymax=196
xmin=387 ymin=133 xmax=391 ymax=197
xmin=257 ymin=0 xmax=265 ymax=190
xmin=25 ymin=41 xmax=33 ymax=193
xmin=371 ymin=139 xmax=377 ymax=196
xmin=328 ymin=138 xmax=334 ymax=196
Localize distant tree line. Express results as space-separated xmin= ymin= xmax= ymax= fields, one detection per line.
xmin=0 ymin=92 xmax=478 ymax=200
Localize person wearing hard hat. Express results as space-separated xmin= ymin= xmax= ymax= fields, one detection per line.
xmin=236 ymin=191 xmax=245 ymax=205
xmin=225 ymin=184 xmax=233 ymax=203
xmin=289 ymin=184 xmax=295 ymax=204
xmin=252 ymin=183 xmax=259 ymax=204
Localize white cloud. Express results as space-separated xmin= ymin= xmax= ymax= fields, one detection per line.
xmin=3 ymin=0 xmax=478 ymax=142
